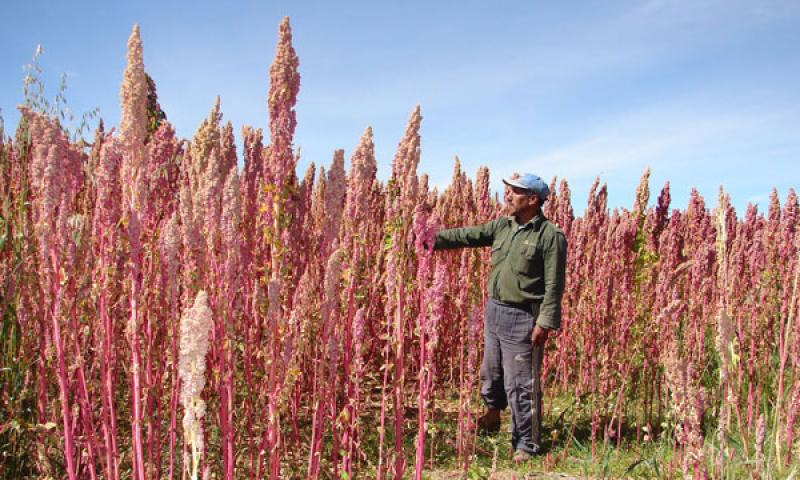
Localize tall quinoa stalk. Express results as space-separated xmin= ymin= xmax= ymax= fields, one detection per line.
xmin=455 ymin=166 xmax=493 ymax=471
xmin=259 ymin=16 xmax=301 ymax=478
xmin=159 ymin=213 xmax=181 ymax=480
xmin=22 ymin=107 xmax=85 ymax=480
xmin=306 ymin=249 xmax=345 ymax=479
xmin=714 ymin=188 xmax=737 ymax=476
xmin=138 ymin=120 xmax=180 ymax=480
xmin=219 ymin=165 xmax=242 ymax=480
xmin=775 ymin=189 xmax=799 ymax=462
xmin=412 ymin=204 xmax=444 ymax=480
xmin=119 ymin=24 xmax=149 ymax=480
xmin=92 ymin=134 xmax=123 ymax=480
xmin=779 ymin=222 xmax=800 ymax=463
xmin=379 ymin=105 xmax=421 ymax=480
xmin=337 ymin=127 xmax=378 ymax=478
xmin=239 ymin=125 xmax=264 ymax=478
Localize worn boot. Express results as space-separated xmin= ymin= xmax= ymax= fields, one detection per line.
xmin=477 ymin=408 xmax=501 ymax=434
xmin=512 ymin=449 xmax=532 ymax=462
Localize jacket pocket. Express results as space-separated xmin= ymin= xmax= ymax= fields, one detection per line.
xmin=490 ymin=245 xmax=503 ymax=267
xmin=515 ymin=243 xmax=540 ymax=275
xmin=490 ymin=232 xmax=507 ymax=267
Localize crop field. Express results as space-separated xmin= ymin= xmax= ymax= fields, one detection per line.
xmin=1 ymin=18 xmax=799 ymax=479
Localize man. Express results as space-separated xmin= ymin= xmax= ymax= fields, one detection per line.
xmin=433 ymin=173 xmax=567 ymax=461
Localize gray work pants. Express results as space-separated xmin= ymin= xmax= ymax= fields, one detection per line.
xmin=481 ymin=298 xmax=544 ymax=455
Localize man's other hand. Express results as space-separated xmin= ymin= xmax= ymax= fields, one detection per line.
xmin=532 ymin=325 xmax=549 ymax=346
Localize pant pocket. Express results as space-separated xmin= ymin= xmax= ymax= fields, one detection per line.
xmin=510 ymin=309 xmax=534 ymax=344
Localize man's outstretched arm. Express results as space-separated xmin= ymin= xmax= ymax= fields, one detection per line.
xmin=434 ymin=218 xmax=500 ymax=250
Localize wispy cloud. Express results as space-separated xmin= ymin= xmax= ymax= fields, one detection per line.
xmin=299 ymin=7 xmax=673 ymax=120
xmin=497 ymin=95 xmax=800 ymax=211
xmin=516 ymin=102 xmax=763 ymax=180
xmin=300 ymin=42 xmax=654 ymax=120
xmin=631 ymin=0 xmax=799 ymax=23
xmin=746 ymin=192 xmax=772 ymax=207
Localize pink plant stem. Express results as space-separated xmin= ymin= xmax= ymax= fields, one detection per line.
xmin=340 ymin=307 xmax=354 ymax=475
xmin=260 ymin=275 xmax=284 ymax=479
xmin=49 ymin=253 xmax=77 ymax=480
xmin=224 ymin=347 xmax=235 ymax=480
xmin=130 ymin=278 xmax=146 ymax=480
xmin=747 ymin=319 xmax=756 ymax=429
xmin=308 ymin=277 xmax=340 ymax=478
xmin=455 ymin=315 xmax=468 ymax=465
xmin=37 ymin=312 xmax=48 ymax=423
xmin=261 ymin=361 xmax=272 ymax=476
xmin=290 ymin=389 xmax=301 ymax=449
xmin=414 ymin=309 xmax=427 ymax=480
xmin=220 ymin=283 xmax=235 ymax=480
xmin=464 ymin=308 xmax=481 ymax=471
xmin=166 ymin=282 xmax=179 ymax=480
xmin=611 ymin=374 xmax=629 ymax=449
xmin=245 ymin=371 xmax=256 ymax=480
xmin=377 ymin=310 xmax=392 ymax=480
xmin=330 ymin=382 xmax=340 ymax=479
xmin=413 ymin=238 xmax=434 ymax=480
xmin=785 ymin=388 xmax=800 ymax=464
xmin=306 ymin=377 xmax=323 ymax=479
xmin=349 ymin=366 xmax=363 ymax=474
xmin=210 ymin=261 xmax=235 ymax=480
xmin=269 ymin=397 xmax=280 ymax=480
xmin=144 ymin=274 xmax=168 ymax=480
xmin=256 ymin=399 xmax=268 ymax=478
xmin=144 ymin=306 xmax=155 ymax=479
xmin=167 ymin=363 xmax=179 ymax=480
xmin=99 ymin=292 xmax=119 ymax=479
xmin=776 ymin=248 xmax=799 ymax=458
xmin=152 ymin=324 xmax=167 ymax=479
xmin=347 ymin=303 xmax=366 ymax=478
xmin=69 ymin=302 xmax=99 ymax=480
xmin=309 ymin=406 xmax=322 ymax=477
xmin=246 ymin=286 xmax=259 ymax=480
xmin=393 ymin=283 xmax=406 ymax=480
xmin=456 ymin=343 xmax=465 ymax=460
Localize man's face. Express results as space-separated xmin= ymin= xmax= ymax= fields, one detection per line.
xmin=504 ymin=184 xmax=539 ymax=216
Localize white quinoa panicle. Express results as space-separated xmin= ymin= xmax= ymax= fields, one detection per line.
xmin=179 ymin=290 xmax=213 ymax=479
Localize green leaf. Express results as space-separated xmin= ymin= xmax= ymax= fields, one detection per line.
xmin=39 ymin=422 xmax=57 ymax=431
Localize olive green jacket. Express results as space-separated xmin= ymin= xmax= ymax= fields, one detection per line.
xmin=434 ymin=214 xmax=567 ymax=330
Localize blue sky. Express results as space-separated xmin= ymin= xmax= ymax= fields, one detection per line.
xmin=2 ymin=0 xmax=799 ymax=214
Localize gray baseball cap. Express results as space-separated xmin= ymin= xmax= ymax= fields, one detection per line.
xmin=502 ymin=173 xmax=550 ymax=201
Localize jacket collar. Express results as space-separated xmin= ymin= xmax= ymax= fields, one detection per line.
xmin=508 ymin=212 xmax=546 ymax=231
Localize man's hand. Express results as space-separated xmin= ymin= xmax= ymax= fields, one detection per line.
xmin=532 ymin=325 xmax=549 ymax=346
xmin=410 ymin=231 xmax=435 ymax=251
xmin=422 ymin=238 xmax=433 ymax=251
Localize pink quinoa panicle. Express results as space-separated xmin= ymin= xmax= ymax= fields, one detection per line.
xmin=267 ymin=17 xmax=300 ymax=191
xmin=322 ymin=149 xmax=346 ymax=258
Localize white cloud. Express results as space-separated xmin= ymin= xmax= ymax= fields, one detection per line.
xmin=494 ymin=96 xmax=799 ymax=211
xmin=746 ymin=192 xmax=771 ymax=206
xmin=517 ymin=104 xmax=749 ymax=180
